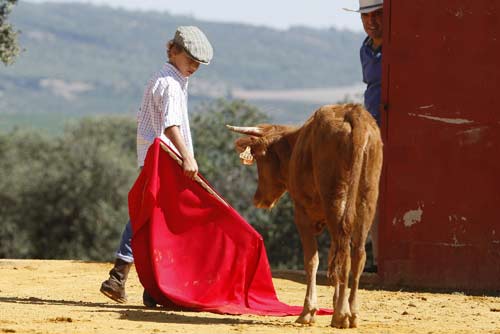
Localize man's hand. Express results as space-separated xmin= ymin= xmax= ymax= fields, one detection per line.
xmin=182 ymin=155 xmax=198 ymax=180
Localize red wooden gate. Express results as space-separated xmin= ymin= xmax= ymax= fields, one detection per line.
xmin=379 ymin=0 xmax=500 ymax=291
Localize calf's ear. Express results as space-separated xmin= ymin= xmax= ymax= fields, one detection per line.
xmin=235 ymin=137 xmax=254 ymax=153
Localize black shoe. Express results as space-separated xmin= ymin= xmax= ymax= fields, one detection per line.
xmin=364 ymin=264 xmax=378 ymax=273
xmin=143 ymin=289 xmax=157 ymax=308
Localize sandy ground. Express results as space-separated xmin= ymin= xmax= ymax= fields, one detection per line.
xmin=0 ymin=260 xmax=499 ymax=334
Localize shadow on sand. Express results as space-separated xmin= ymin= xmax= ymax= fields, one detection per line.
xmin=116 ymin=309 xmax=293 ymax=326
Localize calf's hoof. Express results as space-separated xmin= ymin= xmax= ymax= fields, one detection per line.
xmin=295 ymin=310 xmax=317 ymax=325
xmin=331 ymin=313 xmax=350 ymax=329
xmin=349 ymin=314 xmax=359 ymax=328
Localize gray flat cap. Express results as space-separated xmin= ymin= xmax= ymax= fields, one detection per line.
xmin=172 ymin=26 xmax=213 ymax=64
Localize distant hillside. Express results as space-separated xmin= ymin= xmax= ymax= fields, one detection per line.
xmin=0 ymin=2 xmax=365 ymax=129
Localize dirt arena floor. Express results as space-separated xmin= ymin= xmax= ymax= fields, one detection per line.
xmin=0 ymin=259 xmax=499 ymax=334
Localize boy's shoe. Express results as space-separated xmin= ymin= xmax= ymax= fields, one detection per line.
xmin=100 ymin=258 xmax=133 ymax=303
xmin=143 ymin=289 xmax=158 ymax=308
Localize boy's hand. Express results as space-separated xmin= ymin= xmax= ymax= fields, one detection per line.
xmin=182 ymin=155 xmax=198 ymax=180
xmin=164 ymin=126 xmax=198 ymax=179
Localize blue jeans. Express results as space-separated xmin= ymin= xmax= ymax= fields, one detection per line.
xmin=115 ymin=220 xmax=134 ymax=263
xmin=115 ymin=167 xmax=142 ymax=263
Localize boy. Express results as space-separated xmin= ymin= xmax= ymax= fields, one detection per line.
xmin=100 ymin=26 xmax=213 ymax=306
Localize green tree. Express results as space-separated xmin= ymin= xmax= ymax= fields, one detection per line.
xmin=0 ymin=0 xmax=20 ymax=65
xmin=192 ymin=99 xmax=266 ymax=211
xmin=0 ymin=116 xmax=137 ymax=260
xmin=0 ymin=130 xmax=50 ymax=257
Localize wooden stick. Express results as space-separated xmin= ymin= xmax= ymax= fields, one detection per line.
xmin=159 ymin=142 xmax=229 ymax=207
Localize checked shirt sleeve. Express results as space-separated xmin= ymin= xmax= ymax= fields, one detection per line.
xmin=163 ymin=81 xmax=184 ymax=129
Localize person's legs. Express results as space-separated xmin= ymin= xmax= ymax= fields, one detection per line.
xmin=365 ymin=211 xmax=379 ymax=272
xmin=370 ymin=212 xmax=378 ymax=267
xmin=115 ymin=221 xmax=134 ymax=263
xmin=100 ymin=221 xmax=134 ymax=303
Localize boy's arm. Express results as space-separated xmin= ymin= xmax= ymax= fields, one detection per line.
xmin=164 ymin=125 xmax=198 ymax=180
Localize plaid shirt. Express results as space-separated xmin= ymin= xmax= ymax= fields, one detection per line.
xmin=136 ymin=62 xmax=193 ymax=167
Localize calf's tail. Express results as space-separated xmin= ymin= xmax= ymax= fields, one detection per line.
xmin=331 ymin=105 xmax=369 ymax=285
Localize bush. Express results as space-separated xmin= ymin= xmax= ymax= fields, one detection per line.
xmin=0 ymin=116 xmax=136 ymax=260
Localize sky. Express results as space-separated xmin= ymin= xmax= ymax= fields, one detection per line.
xmin=24 ymin=0 xmax=365 ymax=32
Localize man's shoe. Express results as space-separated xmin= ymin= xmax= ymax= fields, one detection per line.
xmin=100 ymin=259 xmax=133 ymax=303
xmin=143 ymin=289 xmax=157 ymax=308
xmin=364 ymin=264 xmax=378 ymax=273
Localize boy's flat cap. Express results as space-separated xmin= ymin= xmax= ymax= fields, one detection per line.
xmin=173 ymin=26 xmax=213 ymax=64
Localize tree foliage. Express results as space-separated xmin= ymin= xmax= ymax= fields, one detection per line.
xmin=0 ymin=116 xmax=136 ymax=260
xmin=0 ymin=0 xmax=20 ymax=65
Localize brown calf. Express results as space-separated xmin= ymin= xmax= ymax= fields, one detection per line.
xmin=227 ymin=104 xmax=383 ymax=328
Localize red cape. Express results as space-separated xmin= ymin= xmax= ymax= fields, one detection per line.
xmin=129 ymin=138 xmax=332 ymax=316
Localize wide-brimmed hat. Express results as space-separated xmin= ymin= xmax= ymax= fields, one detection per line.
xmin=171 ymin=26 xmax=213 ymax=64
xmin=343 ymin=0 xmax=383 ymax=13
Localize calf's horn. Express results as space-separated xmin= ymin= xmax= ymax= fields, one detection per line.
xmin=226 ymin=125 xmax=263 ymax=136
